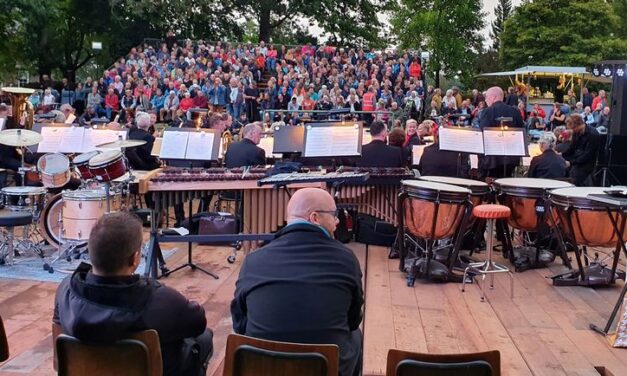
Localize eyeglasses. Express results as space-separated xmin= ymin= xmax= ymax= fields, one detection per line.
xmin=314 ymin=209 xmax=339 ymax=218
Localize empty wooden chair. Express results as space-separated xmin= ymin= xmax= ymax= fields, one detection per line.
xmin=0 ymin=315 xmax=8 ymax=362
xmin=385 ymin=349 xmax=501 ymax=376
xmin=54 ymin=324 xmax=162 ymax=376
xmin=223 ymin=334 xmax=339 ymax=376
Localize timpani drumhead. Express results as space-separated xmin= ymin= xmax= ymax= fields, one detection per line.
xmin=496 ymin=178 xmax=573 ymax=190
xmin=551 ymin=186 xmax=608 ymax=198
xmin=419 ymin=176 xmax=488 ymax=195
xmin=402 ymin=179 xmax=471 ymax=194
xmin=88 ymin=150 xmax=122 ymax=167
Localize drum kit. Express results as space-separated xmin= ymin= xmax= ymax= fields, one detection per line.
xmin=0 ymin=129 xmax=146 ymax=272
xmin=398 ymin=176 xmax=627 ymax=287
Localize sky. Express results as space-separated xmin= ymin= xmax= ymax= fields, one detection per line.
xmin=482 ymin=0 xmax=522 ymax=38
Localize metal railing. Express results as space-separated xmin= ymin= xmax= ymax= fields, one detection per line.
xmin=260 ymin=108 xmax=400 ymax=127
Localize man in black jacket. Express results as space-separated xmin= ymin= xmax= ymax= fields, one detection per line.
xmin=231 ymin=188 xmax=364 ymax=376
xmin=53 ymin=212 xmax=213 ymax=376
xmin=528 ymin=133 xmax=568 ymax=179
xmin=479 ymin=86 xmax=525 ymax=178
xmin=224 ymin=122 xmax=265 ymax=168
xmin=562 ymin=114 xmax=601 ymax=186
xmin=126 ymin=111 xmax=161 ymax=171
xmin=358 ymin=121 xmax=403 ymax=168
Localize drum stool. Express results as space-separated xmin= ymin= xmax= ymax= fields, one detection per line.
xmin=0 ymin=211 xmax=34 ymax=265
xmin=462 ymin=204 xmax=514 ymax=302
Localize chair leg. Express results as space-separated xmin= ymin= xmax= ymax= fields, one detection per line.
xmin=6 ymin=227 xmax=14 ymax=265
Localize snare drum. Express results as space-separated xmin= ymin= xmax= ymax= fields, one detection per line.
xmin=88 ymin=150 xmax=127 ymax=182
xmin=495 ymin=178 xmax=573 ymax=232
xmin=72 ymin=151 xmax=101 ymax=180
xmin=2 ymin=186 xmax=47 ymax=212
xmin=37 ymin=153 xmax=71 ymax=188
xmin=401 ymin=180 xmax=471 ymax=240
xmin=551 ymin=187 xmax=626 ymax=248
xmin=62 ymin=189 xmax=114 ymax=240
xmin=419 ymin=176 xmax=489 ymax=207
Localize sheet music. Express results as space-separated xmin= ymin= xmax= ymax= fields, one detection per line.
xmin=483 ymin=129 xmax=527 ymax=156
xmin=64 ymin=113 xmax=76 ymax=124
xmin=58 ymin=126 xmax=85 ymax=153
xmin=38 ymin=127 xmax=65 ymax=153
xmin=439 ymin=127 xmax=485 ymax=154
xmin=185 ymin=131 xmax=214 ymax=160
xmin=83 ymin=129 xmax=127 ymax=152
xmin=305 ymin=126 xmax=360 ymax=157
xmin=412 ymin=145 xmax=428 ymax=165
xmin=151 ymin=137 xmax=162 ymax=156
xmin=160 ymin=131 xmax=189 ymax=159
xmin=522 ymin=143 xmax=542 ymax=166
xmin=470 ymin=154 xmax=479 ymax=169
xmin=362 ymin=131 xmax=371 ymax=145
xmin=0 ymin=118 xmax=5 ymax=130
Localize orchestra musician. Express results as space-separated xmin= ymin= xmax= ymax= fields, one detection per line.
xmin=224 ymin=122 xmax=265 ymax=168
xmin=358 ymin=121 xmax=403 ymax=168
xmin=562 ymin=114 xmax=600 ymax=186
xmin=418 ymin=122 xmax=470 ymax=178
xmin=126 ymin=111 xmax=161 ymax=171
xmin=527 ymin=133 xmax=568 ymax=179
xmin=0 ymin=104 xmax=24 ymax=184
xmin=479 ymin=86 xmax=525 ymax=178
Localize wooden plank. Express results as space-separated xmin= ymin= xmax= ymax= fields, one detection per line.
xmin=362 ymin=245 xmax=396 ymax=376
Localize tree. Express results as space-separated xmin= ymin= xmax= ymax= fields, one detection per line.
xmin=500 ymin=0 xmax=627 ymax=69
xmin=391 ymin=0 xmax=485 ymax=88
xmin=232 ymin=0 xmax=389 ymax=46
xmin=490 ymin=0 xmax=512 ymax=51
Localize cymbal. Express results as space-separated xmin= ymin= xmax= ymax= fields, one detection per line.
xmin=0 ymin=129 xmax=43 ymax=147
xmin=96 ymin=139 xmax=146 ymax=148
xmin=1 ymin=87 xmax=36 ymax=95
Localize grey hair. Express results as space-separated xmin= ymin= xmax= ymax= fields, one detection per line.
xmin=538 ymin=132 xmax=557 ymax=149
xmin=242 ymin=122 xmax=262 ymax=137
xmin=135 ymin=111 xmax=151 ymax=129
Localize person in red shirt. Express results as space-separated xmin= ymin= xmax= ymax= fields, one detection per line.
xmin=104 ymin=88 xmax=119 ymax=120
xmin=179 ymin=92 xmax=194 ymax=113
xmin=301 ymin=94 xmax=316 ymax=112
xmin=193 ymin=90 xmax=208 ymax=109
xmin=532 ymin=103 xmax=546 ymax=119
xmin=409 ymin=60 xmax=422 ymax=79
xmin=362 ymin=86 xmax=376 ymax=126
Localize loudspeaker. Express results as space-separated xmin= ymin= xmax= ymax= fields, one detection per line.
xmin=609 ymin=65 xmax=627 ymax=135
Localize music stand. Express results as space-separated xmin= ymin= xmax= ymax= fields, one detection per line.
xmin=272 ymin=125 xmax=305 ymax=155
xmin=156 ymin=127 xmax=222 ymax=279
xmin=437 ymin=126 xmax=484 ymax=177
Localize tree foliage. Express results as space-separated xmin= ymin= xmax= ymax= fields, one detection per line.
xmin=490 ymin=0 xmax=512 ymax=51
xmin=500 ymin=0 xmax=627 ymax=69
xmin=232 ymin=0 xmax=390 ymax=47
xmin=391 ymin=0 xmax=485 ymax=87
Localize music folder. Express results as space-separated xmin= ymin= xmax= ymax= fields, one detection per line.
xmin=438 ymin=127 xmax=485 ymax=154
xmin=483 ymin=127 xmax=528 ymax=157
xmin=159 ymin=127 xmax=221 ymax=161
xmin=273 ymin=125 xmax=304 ymax=154
xmin=303 ymin=121 xmax=363 ymax=157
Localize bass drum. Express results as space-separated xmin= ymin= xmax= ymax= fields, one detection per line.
xmin=38 ymin=194 xmax=85 ymax=247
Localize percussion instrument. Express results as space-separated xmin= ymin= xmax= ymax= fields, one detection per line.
xmin=2 ymin=87 xmax=36 ymax=129
xmin=2 ymin=186 xmax=46 ymax=213
xmin=37 ymin=153 xmax=71 ymax=188
xmin=62 ymin=189 xmax=116 ymax=241
xmin=72 ymin=151 xmax=101 ymax=180
xmin=96 ymin=139 xmax=146 ymax=149
xmin=0 ymin=129 xmax=43 ymax=146
xmin=398 ymin=180 xmax=473 ymax=284
xmin=495 ymin=178 xmax=573 ymax=232
xmin=38 ymin=193 xmax=64 ymax=246
xmin=551 ymin=187 xmax=626 ymax=248
xmin=419 ymin=176 xmax=489 ymax=207
xmin=88 ymin=150 xmax=127 ymax=182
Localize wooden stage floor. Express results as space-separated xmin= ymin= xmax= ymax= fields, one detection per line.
xmin=0 ymin=241 xmax=626 ymax=375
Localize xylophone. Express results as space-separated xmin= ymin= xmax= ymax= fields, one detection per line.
xmin=258 ymin=171 xmax=370 ymax=186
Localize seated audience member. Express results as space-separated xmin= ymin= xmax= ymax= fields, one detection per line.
xmin=53 ymin=212 xmax=213 ymax=376
xmin=358 ymin=121 xmax=403 ymax=168
xmin=125 ymin=111 xmax=161 ymax=171
xmin=419 ymin=127 xmax=470 ymax=178
xmin=527 ymin=110 xmax=545 ymax=140
xmin=528 ymin=132 xmax=568 ymax=179
xmin=224 ymin=122 xmax=266 ymax=168
xmin=231 ymin=188 xmax=364 ymax=376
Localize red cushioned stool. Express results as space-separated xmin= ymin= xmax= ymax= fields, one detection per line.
xmin=462 ymin=204 xmax=514 ymax=302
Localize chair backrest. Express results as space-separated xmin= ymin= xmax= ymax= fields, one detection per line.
xmin=396 ymin=359 xmax=493 ymax=376
xmin=0 ymin=315 xmax=8 ymax=362
xmin=223 ymin=334 xmax=339 ymax=376
xmin=53 ymin=323 xmax=162 ymax=376
xmin=386 ymin=349 xmax=501 ymax=376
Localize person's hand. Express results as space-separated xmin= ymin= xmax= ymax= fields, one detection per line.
xmin=565 ymin=161 xmax=570 ymax=168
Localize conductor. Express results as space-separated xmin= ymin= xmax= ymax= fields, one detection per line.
xmin=479 ymin=86 xmax=525 ymax=178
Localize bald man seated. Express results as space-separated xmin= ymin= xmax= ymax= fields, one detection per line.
xmin=224 ymin=122 xmax=266 ymax=168
xmin=231 ymin=188 xmax=364 ymax=376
